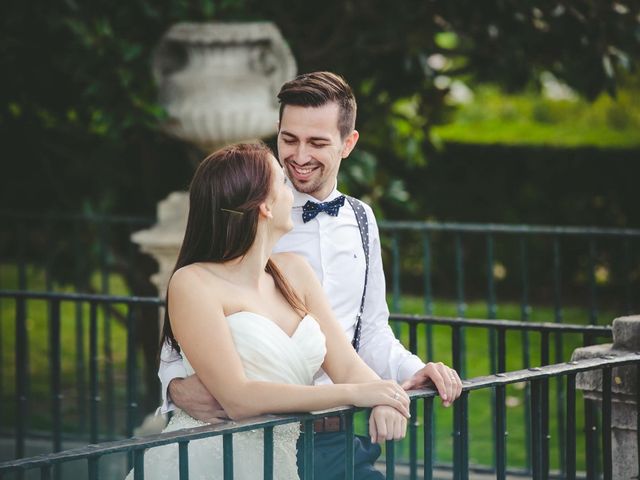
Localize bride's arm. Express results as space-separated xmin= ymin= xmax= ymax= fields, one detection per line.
xmin=168 ymin=266 xmax=408 ymax=421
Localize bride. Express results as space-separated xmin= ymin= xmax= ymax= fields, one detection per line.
xmin=126 ymin=143 xmax=410 ymax=479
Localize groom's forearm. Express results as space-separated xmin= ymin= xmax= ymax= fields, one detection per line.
xmin=169 ymin=375 xmax=228 ymax=422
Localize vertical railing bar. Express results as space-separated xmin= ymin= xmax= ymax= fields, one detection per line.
xmin=457 ymin=391 xmax=469 ymax=480
xmin=531 ymin=379 xmax=542 ymax=480
xmin=540 ymin=332 xmax=550 ymax=480
xmin=422 ymin=231 xmax=433 ymax=315
xmin=623 ymin=238 xmax=633 ymax=314
xmin=408 ymin=324 xmax=418 ymax=480
xmin=223 ymin=433 xmax=233 ymax=480
xmin=126 ymin=303 xmax=138 ymax=438
xmin=88 ymin=455 xmax=99 ymax=480
xmin=16 ymin=296 xmax=27 ymax=460
xmin=422 ymin=232 xmax=434 ymax=363
xmin=423 ymin=397 xmax=434 ymax=480
xmin=44 ymin=217 xmax=54 ymax=292
xmin=602 ymin=368 xmax=612 ymax=480
xmin=522 ymin=236 xmax=532 ymax=473
xmin=552 ymin=236 xmax=563 ymax=325
xmin=551 ymin=236 xmax=566 ymax=475
xmin=486 ymin=233 xmax=497 ymax=319
xmin=555 ymin=334 xmax=566 ymax=477
xmin=548 ymin=242 xmax=564 ymax=480
xmin=486 ymin=234 xmax=497 ymax=472
xmin=103 ymin=315 xmax=114 ymax=438
xmin=409 ymin=400 xmax=418 ymax=480
xmin=454 ymin=233 xmax=466 ymax=379
xmin=74 ymin=220 xmax=87 ymax=434
xmin=49 ymin=299 xmax=63 ymax=475
xmin=385 ymin=439 xmax=395 ymax=480
xmin=585 ymin=397 xmax=599 ymax=479
xmin=133 ymin=449 xmax=144 ymax=480
xmin=179 ymin=440 xmax=190 ymax=480
xmin=40 ymin=465 xmax=51 ymax=480
xmin=588 ymin=238 xmax=598 ymax=325
xmin=89 ymin=301 xmax=99 ymax=444
xmin=97 ymin=220 xmax=115 ymax=439
xmin=345 ymin=412 xmax=354 ymax=480
xmin=75 ymin=299 xmax=86 ymax=435
xmin=495 ymin=385 xmax=506 ymax=480
xmin=390 ymin=231 xmax=401 ymax=340
xmin=263 ymin=427 xmax=273 ymax=480
xmin=303 ymin=419 xmax=314 ymax=480
xmin=497 ymin=327 xmax=506 ymax=373
xmin=17 ymin=222 xmax=28 ymax=291
xmin=391 ymin=231 xmax=401 ymax=314
xmin=566 ymin=373 xmax=576 ymax=480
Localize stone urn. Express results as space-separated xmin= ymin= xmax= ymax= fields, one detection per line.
xmin=132 ymin=22 xmax=296 ymax=301
xmin=152 ymin=21 xmax=296 ymax=152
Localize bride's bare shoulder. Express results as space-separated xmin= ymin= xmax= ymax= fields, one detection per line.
xmin=169 ymin=263 xmax=225 ymax=294
xmin=271 ymin=252 xmax=314 ymax=281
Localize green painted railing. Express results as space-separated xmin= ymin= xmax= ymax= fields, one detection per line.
xmin=1 ymin=352 xmax=638 ymax=480
xmin=0 ymin=290 xmax=619 ymax=479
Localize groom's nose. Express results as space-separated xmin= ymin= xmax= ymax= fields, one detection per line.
xmin=292 ymin=144 xmax=312 ymax=165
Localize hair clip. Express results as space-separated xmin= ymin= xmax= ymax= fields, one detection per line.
xmin=220 ymin=208 xmax=244 ymax=216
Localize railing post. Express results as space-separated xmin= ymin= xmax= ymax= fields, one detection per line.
xmin=572 ymin=315 xmax=640 ymax=480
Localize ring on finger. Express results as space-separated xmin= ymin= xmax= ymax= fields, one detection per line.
xmin=393 ymin=391 xmax=399 ymax=400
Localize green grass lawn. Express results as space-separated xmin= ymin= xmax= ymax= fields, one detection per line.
xmin=432 ymin=84 xmax=640 ymax=148
xmin=0 ymin=264 xmax=618 ymax=471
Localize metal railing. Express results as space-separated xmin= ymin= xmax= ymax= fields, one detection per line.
xmin=379 ymin=221 xmax=640 ymax=323
xmin=1 ymin=353 xmax=638 ymax=480
xmin=0 ymin=290 xmax=620 ymax=478
xmin=2 ymin=212 xmax=638 ymax=321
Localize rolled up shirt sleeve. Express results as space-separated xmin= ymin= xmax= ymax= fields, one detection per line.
xmin=157 ymin=340 xmax=187 ymax=414
xmin=356 ymin=207 xmax=425 ymax=383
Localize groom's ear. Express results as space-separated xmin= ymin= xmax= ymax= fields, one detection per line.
xmin=259 ymin=202 xmax=273 ymax=220
xmin=341 ymin=130 xmax=359 ymax=159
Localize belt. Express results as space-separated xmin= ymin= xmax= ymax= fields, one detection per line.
xmin=301 ymin=415 xmax=345 ymax=433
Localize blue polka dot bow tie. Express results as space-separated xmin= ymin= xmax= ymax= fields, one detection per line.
xmin=302 ymin=195 xmax=346 ymax=223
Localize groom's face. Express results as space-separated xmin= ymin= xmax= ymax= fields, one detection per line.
xmin=277 ymin=102 xmax=357 ymax=201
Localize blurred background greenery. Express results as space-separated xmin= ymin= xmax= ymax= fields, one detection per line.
xmin=2 ymin=0 xmax=638 ymax=221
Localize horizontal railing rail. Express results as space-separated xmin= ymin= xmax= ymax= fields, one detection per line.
xmin=1 ymin=352 xmax=638 ymax=480
xmin=379 ymin=221 xmax=640 ymax=237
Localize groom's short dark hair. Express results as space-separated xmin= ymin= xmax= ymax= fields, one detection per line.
xmin=277 ymin=71 xmax=357 ymax=139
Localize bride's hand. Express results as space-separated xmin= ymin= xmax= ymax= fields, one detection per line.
xmin=351 ymin=380 xmax=410 ymax=418
xmin=369 ymin=405 xmax=408 ymax=444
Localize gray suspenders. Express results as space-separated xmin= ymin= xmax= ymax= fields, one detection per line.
xmin=344 ymin=196 xmax=369 ymax=352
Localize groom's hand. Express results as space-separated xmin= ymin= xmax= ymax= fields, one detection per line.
xmin=168 ymin=375 xmax=228 ymax=423
xmin=369 ymin=405 xmax=407 ymax=444
xmin=401 ymin=362 xmax=462 ymax=408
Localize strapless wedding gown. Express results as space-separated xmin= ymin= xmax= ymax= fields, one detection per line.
xmin=125 ymin=312 xmax=326 ymax=480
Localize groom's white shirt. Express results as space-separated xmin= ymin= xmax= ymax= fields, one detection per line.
xmin=158 ymin=179 xmax=424 ymax=413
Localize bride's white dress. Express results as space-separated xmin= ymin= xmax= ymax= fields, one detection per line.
xmin=125 ymin=312 xmax=326 ymax=480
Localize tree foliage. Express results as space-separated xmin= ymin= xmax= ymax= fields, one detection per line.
xmin=2 ymin=0 xmax=638 ymax=215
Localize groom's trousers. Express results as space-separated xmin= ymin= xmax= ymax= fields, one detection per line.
xmin=296 ymin=432 xmax=384 ymax=480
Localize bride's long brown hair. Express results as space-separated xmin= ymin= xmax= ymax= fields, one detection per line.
xmin=161 ymin=142 xmax=307 ymax=354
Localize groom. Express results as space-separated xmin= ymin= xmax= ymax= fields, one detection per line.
xmin=159 ymin=71 xmax=462 ymax=479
